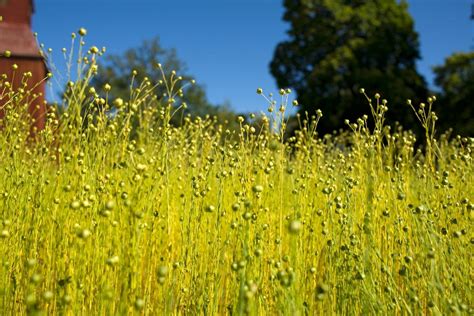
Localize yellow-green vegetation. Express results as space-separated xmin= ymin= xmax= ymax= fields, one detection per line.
xmin=0 ymin=30 xmax=473 ymax=315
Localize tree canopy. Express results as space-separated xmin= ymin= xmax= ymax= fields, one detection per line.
xmin=433 ymin=52 xmax=474 ymax=136
xmin=92 ymin=37 xmax=234 ymax=123
xmin=270 ymin=0 xmax=428 ymax=134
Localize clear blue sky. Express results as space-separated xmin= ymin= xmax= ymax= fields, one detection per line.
xmin=32 ymin=0 xmax=473 ymax=113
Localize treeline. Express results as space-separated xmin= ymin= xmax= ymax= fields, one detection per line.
xmin=81 ymin=1 xmax=473 ymax=138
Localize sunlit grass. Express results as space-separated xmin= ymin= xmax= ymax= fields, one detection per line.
xmin=0 ymin=29 xmax=472 ymax=315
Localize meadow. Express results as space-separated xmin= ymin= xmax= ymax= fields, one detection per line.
xmin=0 ymin=32 xmax=473 ymax=315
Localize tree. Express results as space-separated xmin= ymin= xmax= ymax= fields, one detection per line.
xmin=270 ymin=0 xmax=428 ymax=134
xmin=92 ymin=37 xmax=233 ymax=123
xmin=433 ymin=52 xmax=474 ymax=136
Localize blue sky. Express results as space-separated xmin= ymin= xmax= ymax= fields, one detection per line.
xmin=32 ymin=0 xmax=473 ymax=113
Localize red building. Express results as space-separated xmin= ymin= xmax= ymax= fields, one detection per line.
xmin=0 ymin=0 xmax=47 ymax=131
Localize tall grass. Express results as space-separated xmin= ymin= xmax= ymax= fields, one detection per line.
xmin=0 ymin=30 xmax=472 ymax=315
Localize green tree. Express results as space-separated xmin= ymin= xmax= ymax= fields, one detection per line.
xmin=270 ymin=0 xmax=427 ymax=134
xmin=92 ymin=37 xmax=233 ymax=123
xmin=433 ymin=52 xmax=474 ymax=136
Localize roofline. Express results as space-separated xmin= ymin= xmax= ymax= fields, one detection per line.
xmin=2 ymin=53 xmax=43 ymax=59
xmin=0 ymin=53 xmax=50 ymax=75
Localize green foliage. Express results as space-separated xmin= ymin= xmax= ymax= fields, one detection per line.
xmin=433 ymin=52 xmax=474 ymax=136
xmin=92 ymin=37 xmax=236 ymax=126
xmin=270 ymin=0 xmax=428 ymax=134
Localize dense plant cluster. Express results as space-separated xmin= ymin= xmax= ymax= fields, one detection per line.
xmin=0 ymin=31 xmax=472 ymax=315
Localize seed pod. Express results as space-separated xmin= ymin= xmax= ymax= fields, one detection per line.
xmin=252 ymin=185 xmax=263 ymax=193
xmin=134 ymin=298 xmax=145 ymax=310
xmin=288 ymin=220 xmax=302 ymax=234
xmin=77 ymin=229 xmax=91 ymax=239
xmin=205 ymin=205 xmax=215 ymax=213
xmin=157 ymin=265 xmax=168 ymax=278
xmin=106 ymin=256 xmax=119 ymax=266
xmin=105 ymin=200 xmax=115 ymax=210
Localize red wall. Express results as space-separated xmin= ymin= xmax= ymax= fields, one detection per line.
xmin=0 ymin=57 xmax=47 ymax=132
xmin=0 ymin=0 xmax=32 ymax=26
